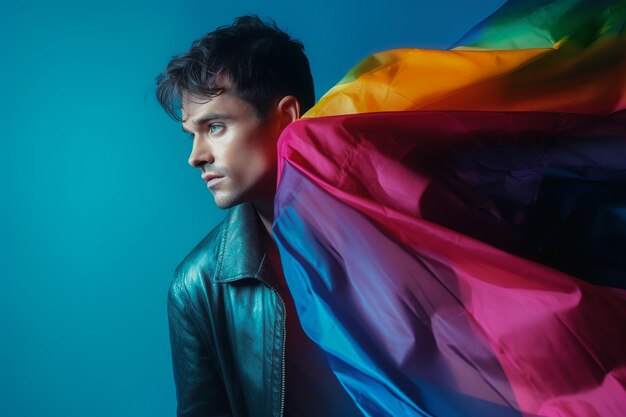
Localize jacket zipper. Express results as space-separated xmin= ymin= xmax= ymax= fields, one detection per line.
xmin=271 ymin=287 xmax=286 ymax=417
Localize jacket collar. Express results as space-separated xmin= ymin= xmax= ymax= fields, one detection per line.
xmin=212 ymin=202 xmax=275 ymax=286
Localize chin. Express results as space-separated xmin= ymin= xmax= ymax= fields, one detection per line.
xmin=213 ymin=199 xmax=238 ymax=210
xmin=213 ymin=193 xmax=243 ymax=210
xmin=212 ymin=186 xmax=262 ymax=210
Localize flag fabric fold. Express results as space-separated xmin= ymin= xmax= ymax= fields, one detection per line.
xmin=272 ymin=1 xmax=626 ymax=416
xmin=306 ymin=0 xmax=626 ymax=117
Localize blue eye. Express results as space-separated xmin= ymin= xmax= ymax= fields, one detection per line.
xmin=209 ymin=124 xmax=224 ymax=134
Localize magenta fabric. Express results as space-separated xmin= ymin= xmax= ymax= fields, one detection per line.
xmin=272 ymin=110 xmax=626 ymax=416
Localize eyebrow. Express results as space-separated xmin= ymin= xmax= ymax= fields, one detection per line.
xmin=181 ymin=112 xmax=232 ymax=133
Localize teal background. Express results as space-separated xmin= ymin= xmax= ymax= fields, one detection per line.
xmin=2 ymin=0 xmax=504 ymax=415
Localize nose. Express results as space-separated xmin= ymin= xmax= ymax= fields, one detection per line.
xmin=187 ymin=135 xmax=214 ymax=168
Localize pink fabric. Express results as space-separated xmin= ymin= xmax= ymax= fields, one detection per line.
xmin=275 ymin=109 xmax=626 ymax=416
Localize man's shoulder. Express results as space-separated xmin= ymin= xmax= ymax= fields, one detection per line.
xmin=170 ymin=214 xmax=229 ymax=297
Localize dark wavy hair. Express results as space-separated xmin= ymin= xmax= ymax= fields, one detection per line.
xmin=155 ymin=15 xmax=315 ymax=121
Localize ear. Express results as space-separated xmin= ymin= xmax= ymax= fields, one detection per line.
xmin=276 ymin=95 xmax=301 ymax=129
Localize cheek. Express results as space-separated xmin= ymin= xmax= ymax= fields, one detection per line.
xmin=246 ymin=131 xmax=279 ymax=167
xmin=223 ymin=145 xmax=274 ymax=184
xmin=220 ymin=124 xmax=279 ymax=183
xmin=245 ymin=146 xmax=276 ymax=178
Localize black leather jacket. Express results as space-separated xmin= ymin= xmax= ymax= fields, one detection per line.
xmin=167 ymin=202 xmax=286 ymax=417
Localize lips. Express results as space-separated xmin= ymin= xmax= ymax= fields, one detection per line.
xmin=202 ymin=173 xmax=225 ymax=189
xmin=202 ymin=173 xmax=224 ymax=183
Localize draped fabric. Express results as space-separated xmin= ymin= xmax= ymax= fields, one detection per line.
xmin=272 ymin=1 xmax=626 ymax=416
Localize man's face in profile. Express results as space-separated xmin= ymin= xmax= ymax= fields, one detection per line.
xmin=181 ymin=78 xmax=283 ymax=209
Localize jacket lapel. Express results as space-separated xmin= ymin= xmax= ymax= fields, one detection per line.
xmin=211 ymin=202 xmax=275 ymax=287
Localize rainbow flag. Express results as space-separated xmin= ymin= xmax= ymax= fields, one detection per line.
xmin=272 ymin=1 xmax=626 ymax=416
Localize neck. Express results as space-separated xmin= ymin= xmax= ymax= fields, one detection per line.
xmin=253 ymin=197 xmax=286 ymax=283
xmin=252 ymin=198 xmax=275 ymax=239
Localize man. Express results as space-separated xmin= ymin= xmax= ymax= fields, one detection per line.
xmin=155 ymin=16 xmax=363 ymax=417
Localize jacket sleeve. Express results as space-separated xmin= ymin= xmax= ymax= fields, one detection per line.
xmin=167 ymin=277 xmax=231 ymax=417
